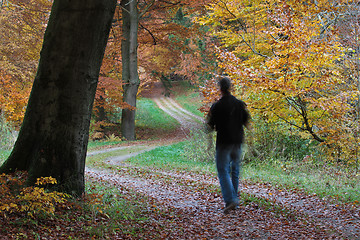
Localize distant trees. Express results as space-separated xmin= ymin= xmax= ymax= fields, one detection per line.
xmin=100 ymin=0 xmax=213 ymax=140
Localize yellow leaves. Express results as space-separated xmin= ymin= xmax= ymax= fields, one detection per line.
xmin=35 ymin=176 xmax=57 ymax=185
xmin=0 ymin=173 xmax=69 ymax=218
xmin=197 ymin=0 xmax=360 ymax=163
xmin=0 ymin=0 xmax=51 ymax=126
xmin=18 ymin=185 xmax=68 ymax=216
xmin=196 ymin=0 xmax=270 ymax=49
xmin=0 ymin=203 xmax=17 ymax=212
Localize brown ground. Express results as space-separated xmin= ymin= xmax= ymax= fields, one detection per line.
xmin=85 ymin=90 xmax=360 ymax=239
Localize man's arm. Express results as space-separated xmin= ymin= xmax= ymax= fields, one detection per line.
xmin=239 ymin=100 xmax=251 ymax=129
xmin=244 ymin=109 xmax=251 ymax=130
xmin=205 ymin=107 xmax=216 ymax=151
xmin=206 ymin=105 xmax=216 ymax=131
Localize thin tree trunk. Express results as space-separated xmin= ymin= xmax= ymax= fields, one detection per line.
xmin=0 ymin=0 xmax=117 ymax=196
xmin=121 ymin=0 xmax=140 ymax=140
xmin=95 ymin=95 xmax=108 ymax=122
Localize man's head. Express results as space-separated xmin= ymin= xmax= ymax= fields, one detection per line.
xmin=219 ymin=76 xmax=231 ymax=94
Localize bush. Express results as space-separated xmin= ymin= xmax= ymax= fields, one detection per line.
xmin=246 ymin=117 xmax=319 ymax=164
xmin=0 ymin=172 xmax=69 ymax=218
xmin=183 ymin=127 xmax=216 ymax=163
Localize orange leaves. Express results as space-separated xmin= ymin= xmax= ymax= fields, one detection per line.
xmin=0 ymin=0 xmax=51 ymax=126
xmin=197 ymin=0 xmax=360 ymax=163
xmin=0 ymin=70 xmax=31 ymax=124
xmin=93 ymin=76 xmax=139 ymax=121
xmin=199 ymin=78 xmax=220 ymax=113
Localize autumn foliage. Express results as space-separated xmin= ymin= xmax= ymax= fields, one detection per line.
xmin=2 ymin=0 xmax=360 ymax=166
xmin=0 ymin=0 xmax=51 ymax=125
xmin=197 ymin=0 xmax=360 ymax=165
xmin=95 ymin=1 xmax=214 ymax=123
xmin=0 ymin=172 xmax=69 ymax=218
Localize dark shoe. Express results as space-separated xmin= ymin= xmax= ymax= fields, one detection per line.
xmin=224 ymin=201 xmax=238 ymax=214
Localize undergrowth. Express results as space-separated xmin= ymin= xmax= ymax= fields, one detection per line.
xmin=0 ymin=172 xmax=69 ymax=218
xmin=84 ymin=180 xmax=143 ymax=238
xmin=0 ymin=172 xmax=148 ymax=239
xmin=127 ymin=138 xmax=360 ymax=204
xmin=183 ymin=127 xmax=216 ymax=163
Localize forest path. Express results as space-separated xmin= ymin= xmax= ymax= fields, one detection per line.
xmin=153 ymin=97 xmax=204 ymax=131
xmin=85 ymin=97 xmax=360 ymax=239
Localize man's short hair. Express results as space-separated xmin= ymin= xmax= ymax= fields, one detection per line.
xmin=219 ymin=76 xmax=231 ymax=92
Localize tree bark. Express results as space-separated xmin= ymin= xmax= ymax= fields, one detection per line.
xmin=0 ymin=0 xmax=117 ymax=196
xmin=121 ymin=0 xmax=140 ymax=141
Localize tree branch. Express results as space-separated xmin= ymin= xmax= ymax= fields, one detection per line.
xmin=139 ymin=0 xmax=155 ymax=19
xmin=139 ymin=22 xmax=156 ymax=45
xmin=217 ymin=0 xmax=270 ymax=58
xmin=158 ymin=0 xmax=182 ymax=6
xmin=119 ymin=0 xmax=130 ymax=14
xmin=267 ymin=90 xmax=326 ymax=142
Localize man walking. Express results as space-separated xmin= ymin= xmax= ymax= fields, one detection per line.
xmin=207 ymin=76 xmax=250 ymax=214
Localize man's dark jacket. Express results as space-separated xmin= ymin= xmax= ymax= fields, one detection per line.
xmin=208 ymin=94 xmax=250 ymax=146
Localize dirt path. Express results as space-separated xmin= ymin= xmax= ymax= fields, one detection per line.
xmin=153 ymin=97 xmax=204 ymax=131
xmin=86 ymin=97 xmax=360 ymax=239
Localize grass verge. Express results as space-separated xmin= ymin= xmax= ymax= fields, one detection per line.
xmin=243 ymin=161 xmax=360 ymax=203
xmin=124 ymin=141 xmax=216 ymax=174
xmin=135 ymin=98 xmax=180 ymax=140
xmin=127 ymin=140 xmax=360 ymax=204
xmin=84 ymin=180 xmax=147 ymax=239
xmin=0 ymin=174 xmax=162 ymax=239
xmin=86 ymin=145 xmax=151 ymax=168
xmin=87 ymin=140 xmax=123 ymax=151
xmin=174 ymin=91 xmax=204 ymax=118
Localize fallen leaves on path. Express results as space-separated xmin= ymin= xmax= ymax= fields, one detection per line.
xmin=1 ymin=97 xmax=358 ymax=239
xmin=84 ymin=97 xmax=360 ymax=239
xmin=85 ymin=151 xmax=360 ymax=239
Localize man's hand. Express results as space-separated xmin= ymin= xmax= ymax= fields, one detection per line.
xmin=245 ymin=123 xmax=254 ymax=147
xmin=207 ymin=132 xmax=213 ymax=151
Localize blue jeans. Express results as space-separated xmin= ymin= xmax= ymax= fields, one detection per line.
xmin=215 ymin=144 xmax=242 ymax=205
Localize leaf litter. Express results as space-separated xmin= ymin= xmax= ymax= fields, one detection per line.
xmin=1 ymin=97 xmax=358 ymax=239
xmin=84 ymin=97 xmax=359 ymax=239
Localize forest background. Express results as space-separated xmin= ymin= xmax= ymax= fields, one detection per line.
xmin=0 ymin=0 xmax=359 ymax=190
xmin=2 ymin=0 xmax=360 ymax=168
xmin=0 ymin=0 xmax=359 ymax=238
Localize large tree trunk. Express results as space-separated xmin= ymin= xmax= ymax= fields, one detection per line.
xmin=0 ymin=0 xmax=117 ymax=196
xmin=121 ymin=0 xmax=140 ymax=141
